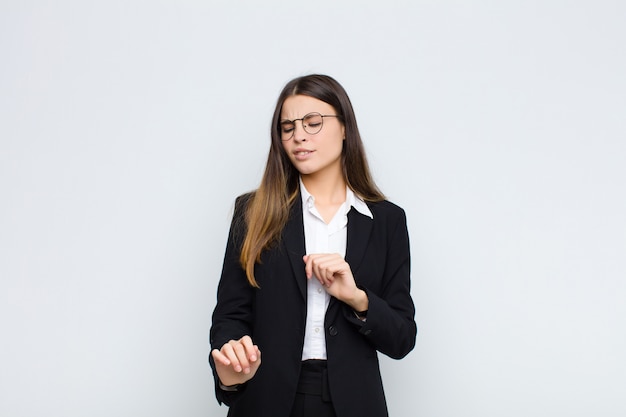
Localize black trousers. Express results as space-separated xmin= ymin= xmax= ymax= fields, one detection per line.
xmin=290 ymin=360 xmax=337 ymax=417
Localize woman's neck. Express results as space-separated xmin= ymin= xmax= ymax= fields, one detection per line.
xmin=301 ymin=172 xmax=346 ymax=206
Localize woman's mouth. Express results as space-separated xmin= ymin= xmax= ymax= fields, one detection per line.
xmin=293 ymin=149 xmax=314 ymax=160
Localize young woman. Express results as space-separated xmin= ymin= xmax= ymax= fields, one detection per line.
xmin=209 ymin=74 xmax=417 ymax=417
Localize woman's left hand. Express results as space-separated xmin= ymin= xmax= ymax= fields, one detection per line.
xmin=303 ymin=253 xmax=368 ymax=312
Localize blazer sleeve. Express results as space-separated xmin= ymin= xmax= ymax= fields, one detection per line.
xmin=209 ymin=194 xmax=255 ymax=405
xmin=344 ymin=204 xmax=417 ymax=359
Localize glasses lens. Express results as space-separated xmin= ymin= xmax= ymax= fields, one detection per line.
xmin=303 ymin=113 xmax=323 ymax=134
xmin=280 ymin=121 xmax=295 ymax=140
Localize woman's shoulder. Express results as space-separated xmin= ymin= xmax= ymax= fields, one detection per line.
xmin=366 ymin=199 xmax=405 ymax=213
xmin=366 ymin=199 xmax=407 ymax=220
xmin=229 ymin=191 xmax=256 ymax=223
xmin=234 ymin=191 xmax=255 ymax=207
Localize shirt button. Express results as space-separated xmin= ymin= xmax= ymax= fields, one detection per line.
xmin=314 ymin=328 xmax=320 ymax=334
xmin=317 ymin=288 xmax=323 ymax=294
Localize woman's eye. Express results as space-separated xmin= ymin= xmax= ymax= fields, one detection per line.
xmin=281 ymin=124 xmax=294 ymax=133
xmin=306 ymin=122 xmax=322 ymax=128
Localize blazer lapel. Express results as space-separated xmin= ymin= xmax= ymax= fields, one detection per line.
xmin=326 ymin=206 xmax=374 ymax=317
xmin=283 ymin=196 xmax=307 ymax=300
xmin=345 ymin=206 xmax=374 ymax=281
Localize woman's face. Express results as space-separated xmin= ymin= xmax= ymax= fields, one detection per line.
xmin=280 ymin=95 xmax=345 ymax=179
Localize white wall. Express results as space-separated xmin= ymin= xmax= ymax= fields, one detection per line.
xmin=1 ymin=1 xmax=624 ymax=416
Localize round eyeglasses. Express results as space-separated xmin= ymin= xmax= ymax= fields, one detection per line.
xmin=279 ymin=112 xmax=340 ymax=141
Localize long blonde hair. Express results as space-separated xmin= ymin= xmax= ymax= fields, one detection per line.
xmin=240 ymin=75 xmax=384 ymax=287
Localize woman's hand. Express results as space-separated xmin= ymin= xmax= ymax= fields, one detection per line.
xmin=303 ymin=253 xmax=369 ymax=312
xmin=211 ymin=335 xmax=261 ymax=387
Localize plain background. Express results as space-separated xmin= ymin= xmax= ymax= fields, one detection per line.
xmin=1 ymin=1 xmax=625 ymax=416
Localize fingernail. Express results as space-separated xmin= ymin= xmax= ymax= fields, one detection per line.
xmin=250 ymin=355 xmax=257 ymax=361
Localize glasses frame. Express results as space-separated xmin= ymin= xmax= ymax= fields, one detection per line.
xmin=279 ymin=112 xmax=341 ymax=141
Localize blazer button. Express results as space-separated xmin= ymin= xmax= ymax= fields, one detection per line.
xmin=328 ymin=325 xmax=338 ymax=336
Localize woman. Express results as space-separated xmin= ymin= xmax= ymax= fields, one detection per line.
xmin=210 ymin=74 xmax=417 ymax=417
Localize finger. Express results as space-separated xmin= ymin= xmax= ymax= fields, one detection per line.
xmin=308 ymin=254 xmax=326 ymax=281
xmin=319 ymin=267 xmax=333 ymax=287
xmin=326 ymin=257 xmax=348 ymax=276
xmin=303 ymin=254 xmax=313 ymax=279
xmin=308 ymin=254 xmax=345 ymax=286
xmin=232 ymin=342 xmax=251 ymax=373
xmin=327 ymin=258 xmax=347 ymax=281
xmin=211 ymin=349 xmax=231 ymax=366
xmin=239 ymin=336 xmax=258 ymax=362
xmin=312 ymin=261 xmax=326 ymax=286
xmin=253 ymin=346 xmax=261 ymax=365
xmin=313 ymin=257 xmax=334 ymax=285
xmin=325 ymin=263 xmax=336 ymax=282
xmin=222 ymin=343 xmax=243 ymax=372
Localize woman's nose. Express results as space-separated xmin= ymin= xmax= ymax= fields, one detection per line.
xmin=293 ymin=121 xmax=307 ymax=142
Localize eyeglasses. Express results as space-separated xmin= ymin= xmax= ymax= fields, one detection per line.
xmin=279 ymin=112 xmax=340 ymax=141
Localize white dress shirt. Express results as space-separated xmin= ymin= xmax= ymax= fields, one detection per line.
xmin=300 ymin=179 xmax=373 ymax=361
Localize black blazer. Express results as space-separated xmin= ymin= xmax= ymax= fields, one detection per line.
xmin=210 ymin=193 xmax=417 ymax=417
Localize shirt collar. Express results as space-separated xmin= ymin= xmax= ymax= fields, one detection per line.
xmin=299 ymin=178 xmax=373 ymax=219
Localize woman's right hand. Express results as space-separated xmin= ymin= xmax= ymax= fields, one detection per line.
xmin=211 ymin=335 xmax=262 ymax=387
